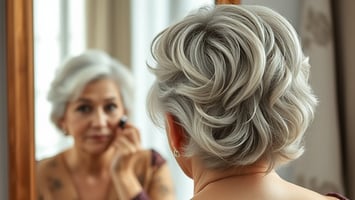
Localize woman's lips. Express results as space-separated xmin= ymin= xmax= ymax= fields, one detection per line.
xmin=88 ymin=134 xmax=111 ymax=142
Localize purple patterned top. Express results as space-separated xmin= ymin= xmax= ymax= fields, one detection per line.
xmin=326 ymin=192 xmax=350 ymax=200
xmin=131 ymin=149 xmax=166 ymax=200
xmin=132 ymin=191 xmax=149 ymax=200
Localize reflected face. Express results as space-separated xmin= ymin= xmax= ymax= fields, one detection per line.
xmin=60 ymin=78 xmax=125 ymax=155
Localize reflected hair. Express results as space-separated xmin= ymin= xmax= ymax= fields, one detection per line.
xmin=147 ymin=5 xmax=317 ymax=169
xmin=48 ymin=49 xmax=134 ymax=131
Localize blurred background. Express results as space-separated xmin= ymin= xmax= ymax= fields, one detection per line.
xmin=29 ymin=0 xmax=355 ymax=199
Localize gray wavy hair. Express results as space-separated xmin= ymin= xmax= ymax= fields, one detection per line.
xmin=147 ymin=5 xmax=317 ymax=169
xmin=48 ymin=49 xmax=134 ymax=131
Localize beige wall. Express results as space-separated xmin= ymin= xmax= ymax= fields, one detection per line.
xmin=0 ymin=0 xmax=8 ymax=199
xmin=243 ymin=0 xmax=301 ymax=29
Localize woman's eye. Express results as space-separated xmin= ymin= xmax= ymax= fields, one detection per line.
xmin=105 ymin=103 xmax=117 ymax=112
xmin=76 ymin=105 xmax=92 ymax=113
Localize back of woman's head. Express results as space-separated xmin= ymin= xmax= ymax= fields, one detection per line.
xmin=147 ymin=5 xmax=317 ymax=170
xmin=48 ymin=49 xmax=134 ymax=131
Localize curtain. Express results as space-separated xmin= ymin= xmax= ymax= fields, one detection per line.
xmin=333 ymin=0 xmax=355 ymax=198
xmin=86 ymin=0 xmax=131 ymax=67
xmin=287 ymin=0 xmax=346 ymax=195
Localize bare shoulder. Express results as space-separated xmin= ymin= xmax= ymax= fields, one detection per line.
xmin=37 ymin=152 xmax=64 ymax=173
xmin=36 ymin=152 xmax=67 ymax=198
xmin=192 ymin=172 xmax=345 ymax=200
xmin=282 ymin=179 xmax=343 ymax=200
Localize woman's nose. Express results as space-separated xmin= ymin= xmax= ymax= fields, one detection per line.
xmin=91 ymin=109 xmax=108 ymax=127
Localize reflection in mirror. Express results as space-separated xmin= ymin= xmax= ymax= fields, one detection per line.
xmin=34 ymin=0 xmax=214 ymax=199
xmin=34 ymin=0 xmax=85 ymax=161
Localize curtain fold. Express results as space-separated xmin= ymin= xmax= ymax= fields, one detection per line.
xmin=333 ymin=0 xmax=355 ymax=198
xmin=288 ymin=0 xmax=345 ymax=195
xmin=85 ymin=0 xmax=131 ymax=67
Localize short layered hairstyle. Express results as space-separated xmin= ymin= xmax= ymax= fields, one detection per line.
xmin=147 ymin=5 xmax=317 ymax=169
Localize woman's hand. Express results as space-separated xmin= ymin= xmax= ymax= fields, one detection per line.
xmin=110 ymin=121 xmax=141 ymax=173
xmin=110 ymin=120 xmax=144 ymax=199
xmin=109 ymin=119 xmax=175 ymax=200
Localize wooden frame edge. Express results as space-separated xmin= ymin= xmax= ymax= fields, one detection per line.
xmin=6 ymin=0 xmax=36 ymax=199
xmin=215 ymin=0 xmax=241 ymax=5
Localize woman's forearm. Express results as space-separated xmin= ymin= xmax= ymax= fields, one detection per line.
xmin=111 ymin=171 xmax=145 ymax=200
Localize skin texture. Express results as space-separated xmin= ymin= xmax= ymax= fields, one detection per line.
xmin=37 ymin=79 xmax=175 ymax=200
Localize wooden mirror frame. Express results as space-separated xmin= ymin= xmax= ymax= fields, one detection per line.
xmin=5 ymin=0 xmax=239 ymax=199
xmin=6 ymin=0 xmax=36 ymax=199
xmin=215 ymin=0 xmax=240 ymax=4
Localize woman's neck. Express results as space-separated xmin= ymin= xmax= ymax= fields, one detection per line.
xmin=65 ymin=147 xmax=115 ymax=175
xmin=191 ymin=158 xmax=270 ymax=195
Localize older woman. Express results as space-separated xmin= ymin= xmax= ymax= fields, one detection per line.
xmin=147 ymin=5 xmax=348 ymax=200
xmin=37 ymin=50 xmax=175 ymax=200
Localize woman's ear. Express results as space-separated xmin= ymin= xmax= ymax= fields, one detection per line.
xmin=165 ymin=113 xmax=186 ymax=152
xmin=58 ymin=118 xmax=68 ymax=135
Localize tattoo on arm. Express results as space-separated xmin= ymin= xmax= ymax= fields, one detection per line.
xmin=138 ymin=174 xmax=145 ymax=186
xmin=48 ymin=177 xmax=63 ymax=192
xmin=155 ymin=175 xmax=171 ymax=196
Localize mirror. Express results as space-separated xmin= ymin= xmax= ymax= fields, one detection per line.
xmin=32 ymin=2 xmax=215 ymax=199
xmin=33 ymin=0 xmax=218 ymax=161
xmin=8 ymin=0 xmax=227 ymax=200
